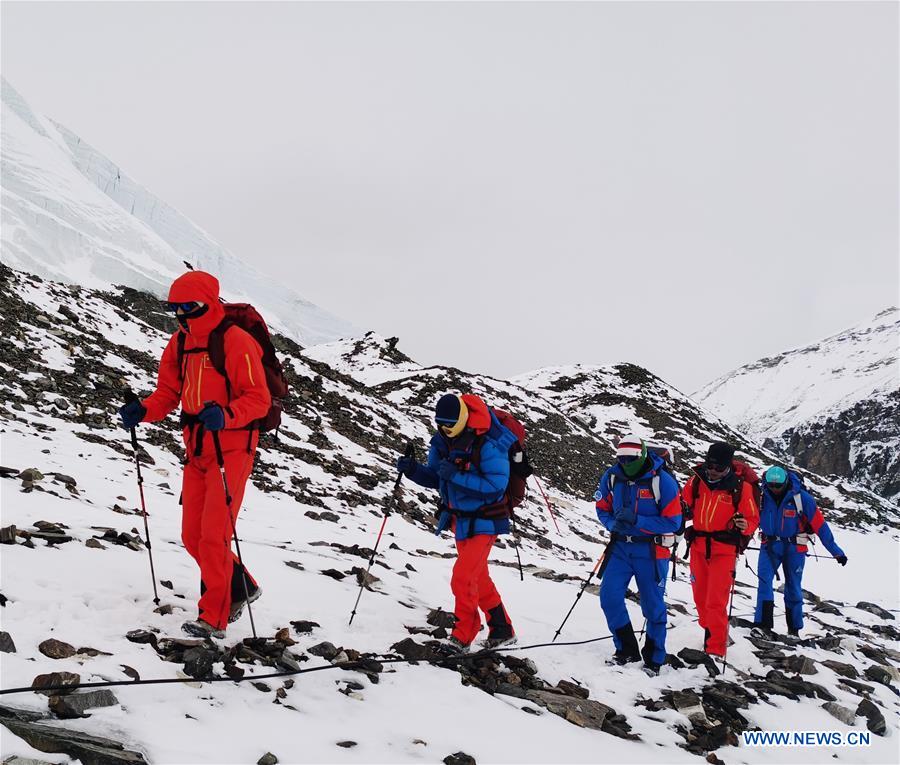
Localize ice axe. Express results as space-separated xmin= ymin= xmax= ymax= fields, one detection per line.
xmin=349 ymin=441 xmax=414 ymax=626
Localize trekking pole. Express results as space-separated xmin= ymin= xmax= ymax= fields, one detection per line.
xmin=210 ymin=427 xmax=257 ymax=640
xmin=511 ymin=517 xmax=524 ymax=581
xmin=552 ymin=536 xmax=617 ymax=642
xmin=349 ymin=442 xmax=415 ymax=626
xmin=720 ymin=554 xmax=739 ymax=676
xmin=124 ymin=390 xmax=161 ymax=607
xmin=532 ymin=475 xmax=561 ymax=534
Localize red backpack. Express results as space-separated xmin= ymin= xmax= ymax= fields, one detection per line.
xmin=472 ymin=408 xmax=533 ymax=518
xmin=176 ymin=303 xmax=289 ymax=432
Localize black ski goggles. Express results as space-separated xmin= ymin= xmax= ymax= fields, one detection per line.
xmin=617 ymin=455 xmax=642 ymax=465
xmin=167 ymin=301 xmax=203 ymax=313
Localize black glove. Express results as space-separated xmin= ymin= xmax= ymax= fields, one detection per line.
xmin=396 ymin=456 xmax=418 ymax=478
xmin=198 ymin=403 xmax=225 ymax=432
xmin=684 ymin=526 xmax=696 ymax=544
xmin=437 ymin=460 xmax=458 ymax=481
xmin=836 ymin=555 xmax=848 ymax=566
xmin=119 ymin=400 xmax=146 ymax=429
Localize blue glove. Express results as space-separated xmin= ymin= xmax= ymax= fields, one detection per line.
xmin=611 ymin=519 xmax=631 ymax=535
xmin=198 ymin=403 xmax=226 ymax=432
xmin=119 ymin=400 xmax=146 ymax=429
xmin=396 ymin=456 xmax=418 ymax=477
xmin=435 ymin=509 xmax=452 ymax=535
xmin=437 ymin=460 xmax=458 ymax=481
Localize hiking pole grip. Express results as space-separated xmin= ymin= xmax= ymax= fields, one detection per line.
xmin=124 ymin=389 xmax=141 ymax=451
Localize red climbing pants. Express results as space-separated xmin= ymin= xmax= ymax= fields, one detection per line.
xmin=690 ymin=541 xmax=737 ymax=656
xmin=181 ymin=432 xmax=257 ymax=630
xmin=450 ymin=534 xmax=513 ymax=645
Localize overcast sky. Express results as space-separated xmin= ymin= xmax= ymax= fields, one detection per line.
xmin=2 ymin=1 xmax=897 ymax=393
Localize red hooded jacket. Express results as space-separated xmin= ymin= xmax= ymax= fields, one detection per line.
xmin=141 ymin=272 xmax=270 ymax=451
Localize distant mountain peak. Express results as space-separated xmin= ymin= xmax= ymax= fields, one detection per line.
xmin=0 ymin=76 xmax=360 ymax=347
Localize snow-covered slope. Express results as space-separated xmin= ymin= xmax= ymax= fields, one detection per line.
xmin=0 ymin=77 xmax=359 ymax=346
xmin=2 ymin=265 xmax=899 ymax=764
xmin=694 ymin=308 xmax=900 ymax=502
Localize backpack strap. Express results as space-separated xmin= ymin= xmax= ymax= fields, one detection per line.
xmin=651 ymin=473 xmax=661 ymax=504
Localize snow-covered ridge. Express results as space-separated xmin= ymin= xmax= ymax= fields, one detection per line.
xmin=694 ymin=307 xmax=899 ymax=440
xmin=0 ymin=77 xmax=359 ymax=347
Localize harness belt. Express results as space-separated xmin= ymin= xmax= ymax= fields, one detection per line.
xmin=761 ymin=533 xmax=811 ymax=546
xmin=180 ymin=412 xmax=206 ymax=458
xmin=689 ymin=529 xmax=742 ymax=560
xmin=611 ymin=532 xmax=675 ymax=547
xmin=180 ymin=411 xmax=254 ymax=459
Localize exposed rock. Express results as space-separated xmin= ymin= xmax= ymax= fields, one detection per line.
xmin=125 ymin=630 xmax=158 ymax=650
xmin=523 ymin=689 xmax=616 ymax=732
xmin=0 ymin=631 xmax=16 ymax=653
xmin=336 ymin=741 xmax=357 ymax=749
xmin=257 ymin=753 xmax=278 ymax=765
xmin=0 ymin=525 xmax=16 ymax=544
xmin=443 ymin=753 xmax=476 ymax=765
xmin=822 ymin=702 xmax=857 ymax=726
xmin=48 ymin=690 xmax=118 ymax=719
xmin=0 ymin=716 xmax=148 ymax=764
xmin=308 ymin=641 xmax=340 ymax=660
xmin=31 ymin=672 xmax=81 ymax=696
xmin=427 ymin=608 xmax=457 ymax=629
xmin=352 ymin=566 xmax=380 ymax=589
xmin=671 ymin=690 xmax=710 ymax=727
xmin=183 ymin=647 xmax=218 ymax=679
xmin=838 ymin=678 xmax=876 ymax=696
xmin=556 ymin=680 xmax=589 ymax=699
xmin=273 ymin=628 xmax=296 ymax=646
xmin=17 ymin=468 xmax=44 ymax=482
xmin=856 ymin=698 xmax=887 ymax=736
xmin=855 ymin=602 xmax=894 ymax=620
xmin=289 ymin=620 xmax=320 ymax=634
xmin=320 ymin=569 xmax=345 ymax=581
xmin=821 ymin=660 xmax=858 ymax=678
xmin=390 ymin=638 xmax=440 ymax=664
xmin=863 ymin=665 xmax=897 ymax=686
xmin=85 ymin=538 xmax=106 ymax=549
xmin=778 ymin=654 xmax=817 ymax=675
xmin=677 ymin=648 xmax=720 ymax=678
xmin=38 ymin=639 xmax=77 ymax=660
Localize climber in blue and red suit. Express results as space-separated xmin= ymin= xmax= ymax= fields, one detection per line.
xmin=397 ymin=393 xmax=517 ymax=652
xmin=754 ymin=466 xmax=847 ymax=635
xmin=594 ymin=434 xmax=682 ymax=675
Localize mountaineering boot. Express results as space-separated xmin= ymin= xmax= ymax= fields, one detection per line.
xmin=229 ymin=586 xmax=262 ymax=624
xmin=182 ymin=619 xmax=225 ymax=639
xmin=756 ymin=601 xmax=775 ymax=630
xmin=483 ymin=635 xmax=517 ymax=650
xmin=609 ymin=623 xmax=641 ymax=665
xmin=641 ymin=636 xmax=662 ymax=673
xmin=486 ymin=603 xmax=514 ymax=642
xmin=445 ymin=636 xmax=471 ymax=654
xmin=785 ymin=611 xmax=800 ymax=637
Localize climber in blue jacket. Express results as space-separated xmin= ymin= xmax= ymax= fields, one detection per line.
xmin=594 ymin=434 xmax=681 ymax=675
xmin=754 ymin=466 xmax=847 ymax=635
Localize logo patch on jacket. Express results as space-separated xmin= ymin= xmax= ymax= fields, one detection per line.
xmin=638 ymin=489 xmax=654 ymax=500
xmin=784 ymin=510 xmax=796 ymax=518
